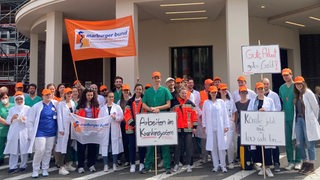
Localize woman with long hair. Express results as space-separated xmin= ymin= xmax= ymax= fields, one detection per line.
xmin=55 ymin=84 xmax=66 ymax=102
xmin=293 ymin=76 xmax=320 ymax=174
xmin=124 ymin=84 xmax=146 ymax=173
xmin=99 ymin=91 xmax=123 ymax=172
xmin=76 ymin=88 xmax=100 ymax=174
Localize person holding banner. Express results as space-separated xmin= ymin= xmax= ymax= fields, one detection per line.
xmin=217 ymin=83 xmax=237 ymax=169
xmin=99 ymin=91 xmax=124 ymax=172
xmin=4 ymin=91 xmax=30 ymax=174
xmin=55 ymin=87 xmax=77 ymax=175
xmin=248 ymin=82 xmax=276 ymax=177
xmin=202 ymin=85 xmax=229 ymax=173
xmin=124 ymin=84 xmax=147 ymax=173
xmin=75 ymin=88 xmax=100 ymax=174
xmin=292 ymin=76 xmax=320 ymax=174
xmin=141 ymin=71 xmax=173 ymax=174
xmin=27 ymin=89 xmax=58 ymax=178
xmin=279 ymin=68 xmax=302 ymax=170
xmin=171 ymin=87 xmax=198 ymax=173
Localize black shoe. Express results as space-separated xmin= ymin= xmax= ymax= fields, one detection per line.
xmin=0 ymin=159 xmax=4 ymax=165
xmin=117 ymin=160 xmax=122 ymax=166
xmin=8 ymin=168 xmax=18 ymax=174
xmin=140 ymin=168 xmax=147 ymax=174
xmin=19 ymin=168 xmax=26 ymax=172
xmin=166 ymin=170 xmax=171 ymax=174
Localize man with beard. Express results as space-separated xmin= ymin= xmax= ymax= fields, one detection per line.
xmin=25 ymin=83 xmax=42 ymax=107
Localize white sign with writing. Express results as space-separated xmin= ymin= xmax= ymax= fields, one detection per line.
xmin=241 ymin=45 xmax=281 ymax=74
xmin=240 ymin=111 xmax=285 ymax=146
xmin=136 ymin=112 xmax=178 ymax=146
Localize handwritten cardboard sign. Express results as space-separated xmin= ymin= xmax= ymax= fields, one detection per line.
xmin=241 ymin=45 xmax=281 ymax=74
xmin=136 ymin=112 xmax=178 ymax=146
xmin=240 ymin=111 xmax=285 ymax=146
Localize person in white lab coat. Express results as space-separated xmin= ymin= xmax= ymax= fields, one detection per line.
xmin=202 ymin=85 xmax=229 ymax=173
xmin=55 ymin=87 xmax=77 ymax=175
xmin=232 ymin=76 xmax=256 ymax=102
xmin=27 ymin=89 xmax=58 ymax=178
xmin=247 ymin=82 xmax=276 ymax=178
xmin=99 ymin=91 xmax=124 ymax=172
xmin=292 ymin=76 xmax=320 ymax=175
xmin=4 ymin=91 xmax=30 ymax=173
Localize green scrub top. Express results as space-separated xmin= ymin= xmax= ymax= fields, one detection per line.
xmin=0 ymin=103 xmax=14 ymax=137
xmin=142 ymin=86 xmax=172 ymax=112
xmin=279 ymin=83 xmax=294 ymax=122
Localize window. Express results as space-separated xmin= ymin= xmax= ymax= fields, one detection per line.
xmin=171 ymin=46 xmax=213 ymax=90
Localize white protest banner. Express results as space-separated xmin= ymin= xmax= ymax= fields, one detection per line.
xmin=70 ymin=113 xmax=110 ymax=145
xmin=136 ymin=112 xmax=178 ymax=146
xmin=241 ymin=45 xmax=281 ymax=74
xmin=240 ymin=111 xmax=285 ymax=146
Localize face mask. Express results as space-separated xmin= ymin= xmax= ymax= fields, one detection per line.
xmin=1 ymin=99 xmax=8 ymax=105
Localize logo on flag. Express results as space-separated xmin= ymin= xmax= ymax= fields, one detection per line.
xmin=65 ymin=16 xmax=136 ymax=61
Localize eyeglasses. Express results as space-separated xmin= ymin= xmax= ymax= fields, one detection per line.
xmin=239 ymin=91 xmax=248 ymax=94
xmin=101 ymin=89 xmax=108 ymax=92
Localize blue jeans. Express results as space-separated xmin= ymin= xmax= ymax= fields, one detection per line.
xmin=295 ymin=117 xmax=316 ymax=161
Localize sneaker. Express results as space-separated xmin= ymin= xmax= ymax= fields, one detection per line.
xmin=172 ymin=164 xmax=179 ymax=172
xmin=89 ymin=165 xmax=96 ymax=172
xmin=65 ymin=163 xmax=76 ymax=171
xmin=158 ymin=160 xmax=163 ymax=168
xmin=187 ymin=165 xmax=192 ymax=173
xmin=228 ymin=163 xmax=234 ymax=169
xmin=166 ymin=169 xmax=171 ymax=174
xmin=124 ymin=162 xmax=130 ymax=166
xmin=59 ymin=167 xmax=69 ymax=175
xmin=285 ymin=163 xmax=294 ymax=171
xmin=294 ymin=162 xmax=302 ymax=170
xmin=274 ymin=163 xmax=280 ymax=172
xmin=8 ymin=168 xmax=18 ymax=174
xmin=254 ymin=163 xmax=261 ymax=171
xmin=19 ymin=168 xmax=26 ymax=172
xmin=113 ymin=163 xmax=118 ymax=171
xmin=104 ymin=165 xmax=109 ymax=172
xmin=130 ymin=164 xmax=135 ymax=173
xmin=258 ymin=169 xmax=264 ymax=176
xmin=212 ymin=167 xmax=219 ymax=172
xmin=140 ymin=168 xmax=148 ymax=174
xmin=266 ymin=168 xmax=274 ymax=177
xmin=31 ymin=170 xmax=39 ymax=178
xmin=179 ymin=162 xmax=183 ymax=167
xmin=42 ymin=169 xmax=49 ymax=177
xmin=221 ymin=167 xmax=228 ymax=173
xmin=117 ymin=160 xmax=122 ymax=166
xmin=78 ymin=167 xmax=85 ymax=174
xmin=139 ymin=163 xmax=144 ymax=172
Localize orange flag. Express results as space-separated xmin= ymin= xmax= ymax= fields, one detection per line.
xmin=65 ymin=16 xmax=136 ymax=61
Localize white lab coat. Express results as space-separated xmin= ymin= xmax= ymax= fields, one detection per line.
xmin=98 ymin=103 xmax=124 ymax=156
xmin=233 ymin=88 xmax=256 ymax=102
xmin=55 ymin=100 xmax=76 ymax=153
xmin=4 ymin=105 xmax=30 ymax=155
xmin=26 ymin=100 xmax=58 ymax=153
xmin=266 ymin=90 xmax=282 ymax=111
xmin=202 ymin=99 xmax=229 ymax=151
xmin=292 ymin=89 xmax=320 ymax=141
xmin=98 ymin=95 xmax=106 ymax=108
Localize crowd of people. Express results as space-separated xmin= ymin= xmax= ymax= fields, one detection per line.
xmin=0 ymin=67 xmax=319 ymax=178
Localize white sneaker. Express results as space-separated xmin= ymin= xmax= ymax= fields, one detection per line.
xmin=89 ymin=165 xmax=96 ymax=172
xmin=285 ymin=163 xmax=294 ymax=171
xmin=139 ymin=163 xmax=144 ymax=172
xmin=212 ymin=167 xmax=219 ymax=172
xmin=130 ymin=164 xmax=135 ymax=173
xmin=113 ymin=164 xmax=117 ymax=171
xmin=266 ymin=168 xmax=274 ymax=177
xmin=228 ymin=163 xmax=234 ymax=169
xmin=254 ymin=163 xmax=261 ymax=171
xmin=221 ymin=167 xmax=228 ymax=173
xmin=294 ymin=162 xmax=302 ymax=170
xmin=42 ymin=169 xmax=49 ymax=177
xmin=179 ymin=162 xmax=183 ymax=167
xmin=103 ymin=165 xmax=109 ymax=172
xmin=65 ymin=162 xmax=76 ymax=171
xmin=31 ymin=171 xmax=39 ymax=178
xmin=78 ymin=167 xmax=85 ymax=174
xmin=258 ymin=169 xmax=264 ymax=176
xmin=59 ymin=167 xmax=69 ymax=175
xmin=172 ymin=164 xmax=179 ymax=172
xmin=187 ymin=165 xmax=192 ymax=173
xmin=158 ymin=160 xmax=163 ymax=168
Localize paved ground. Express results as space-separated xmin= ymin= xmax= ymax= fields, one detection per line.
xmin=1 ymin=145 xmax=320 ymax=180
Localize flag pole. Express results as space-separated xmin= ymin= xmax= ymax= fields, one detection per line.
xmin=72 ymin=60 xmax=79 ymax=80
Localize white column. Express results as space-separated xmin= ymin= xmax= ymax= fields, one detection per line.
xmin=226 ymin=0 xmax=251 ymax=92
xmin=45 ymin=11 xmax=63 ymax=85
xmin=115 ymin=0 xmax=138 ymax=89
xmin=29 ymin=33 xmax=38 ymax=84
